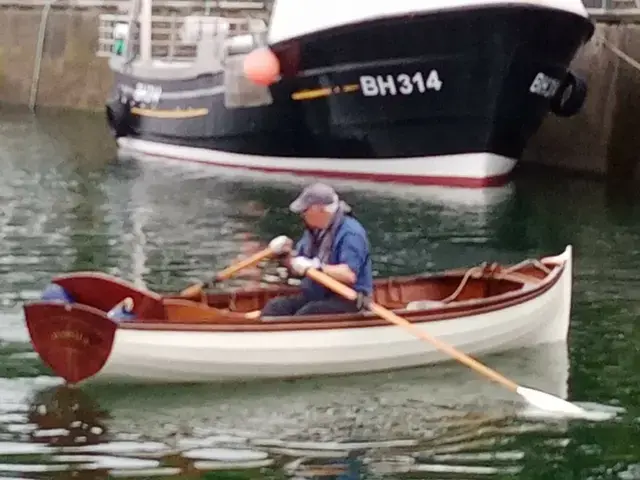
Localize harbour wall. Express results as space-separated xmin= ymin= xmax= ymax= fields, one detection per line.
xmin=521 ymin=21 xmax=640 ymax=183
xmin=0 ymin=8 xmax=113 ymax=111
xmin=1 ymin=7 xmax=640 ymax=180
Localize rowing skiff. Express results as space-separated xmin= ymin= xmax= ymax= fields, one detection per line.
xmin=23 ymin=245 xmax=573 ymax=385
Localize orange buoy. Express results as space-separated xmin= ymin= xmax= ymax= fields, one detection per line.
xmin=243 ymin=47 xmax=280 ymax=86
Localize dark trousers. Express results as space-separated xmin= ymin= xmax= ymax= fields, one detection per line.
xmin=260 ymin=293 xmax=360 ymax=319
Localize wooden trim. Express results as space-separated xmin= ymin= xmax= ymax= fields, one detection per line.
xmin=118 ymin=261 xmax=565 ymax=333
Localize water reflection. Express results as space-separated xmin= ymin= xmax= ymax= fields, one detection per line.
xmin=1 ymin=110 xmax=639 ymax=479
xmin=1 ymin=342 xmax=601 ymax=479
xmin=102 ymin=160 xmax=523 ymax=291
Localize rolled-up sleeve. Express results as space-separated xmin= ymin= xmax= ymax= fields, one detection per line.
xmin=337 ymin=233 xmax=367 ymax=274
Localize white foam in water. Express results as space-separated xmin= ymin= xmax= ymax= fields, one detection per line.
xmin=50 ymin=454 xmax=161 ymax=471
xmin=618 ymin=463 xmax=640 ymax=480
xmin=263 ymin=447 xmax=350 ymax=458
xmin=0 ymin=414 xmax=26 ymax=424
xmin=60 ymin=441 xmax=171 ymax=454
xmin=32 ymin=428 xmax=70 ymax=438
xmin=182 ymin=447 xmax=268 ymax=461
xmin=431 ymin=450 xmax=526 ymax=462
xmin=176 ymin=434 xmax=249 ymax=449
xmin=0 ymin=377 xmax=64 ymax=413
xmin=114 ymin=432 xmax=143 ymax=441
xmin=0 ymin=442 xmax=54 ymax=455
xmin=4 ymin=424 xmax=36 ymax=434
xmin=0 ymin=464 xmax=71 ymax=473
xmin=192 ymin=459 xmax=274 ymax=470
xmin=250 ymin=438 xmax=418 ymax=450
xmin=109 ymin=467 xmax=183 ymax=477
xmin=79 ymin=456 xmax=160 ymax=470
xmin=0 ymin=404 xmax=28 ymax=415
xmin=49 ymin=455 xmax=97 ymax=463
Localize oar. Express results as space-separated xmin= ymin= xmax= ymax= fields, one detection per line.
xmin=180 ymin=246 xmax=275 ymax=298
xmin=302 ymin=267 xmax=589 ymax=418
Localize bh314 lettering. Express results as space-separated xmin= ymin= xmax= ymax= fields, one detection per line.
xmin=359 ymin=70 xmax=443 ymax=97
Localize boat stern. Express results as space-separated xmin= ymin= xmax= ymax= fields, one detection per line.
xmin=22 ymin=273 xmax=164 ymax=384
xmin=23 ymin=301 xmax=118 ymax=384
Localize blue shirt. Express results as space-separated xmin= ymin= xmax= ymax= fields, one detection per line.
xmin=295 ymin=216 xmax=373 ymax=301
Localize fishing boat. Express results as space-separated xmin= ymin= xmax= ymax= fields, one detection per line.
xmin=103 ymin=0 xmax=594 ymax=188
xmin=23 ymin=245 xmax=573 ymax=385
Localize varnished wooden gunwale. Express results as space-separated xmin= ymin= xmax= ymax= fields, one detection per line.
xmin=118 ymin=261 xmax=565 ymax=332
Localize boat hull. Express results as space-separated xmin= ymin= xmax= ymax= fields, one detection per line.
xmin=106 ymin=4 xmax=594 ymax=188
xmin=117 ymin=138 xmax=516 ymax=188
xmin=98 ymin=247 xmax=572 ymax=383
xmin=24 ymin=246 xmax=573 ymax=385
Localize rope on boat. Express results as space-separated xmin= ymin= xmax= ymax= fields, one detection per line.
xmin=441 ymin=257 xmax=552 ymax=304
xmin=597 ymin=34 xmax=640 ymax=73
xmin=502 ymin=259 xmax=551 ymax=275
xmin=441 ymin=263 xmax=487 ymax=304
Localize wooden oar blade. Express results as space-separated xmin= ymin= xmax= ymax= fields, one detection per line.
xmin=516 ymin=386 xmax=614 ymax=420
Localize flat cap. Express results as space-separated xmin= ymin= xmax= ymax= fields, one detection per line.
xmin=289 ymin=182 xmax=339 ymax=213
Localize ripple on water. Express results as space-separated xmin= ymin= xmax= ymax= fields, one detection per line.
xmin=0 ymin=341 xmax=626 ymax=478
xmin=0 ymin=379 xmax=599 ymax=478
xmin=1 ymin=111 xmax=640 ymax=479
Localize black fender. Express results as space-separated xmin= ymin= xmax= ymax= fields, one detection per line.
xmin=105 ymin=97 xmax=132 ymax=138
xmin=550 ymin=71 xmax=588 ymax=118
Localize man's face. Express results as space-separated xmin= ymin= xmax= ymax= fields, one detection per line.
xmin=302 ymin=204 xmax=330 ymax=229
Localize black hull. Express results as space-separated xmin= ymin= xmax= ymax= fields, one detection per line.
xmin=107 ymin=5 xmax=594 ymax=167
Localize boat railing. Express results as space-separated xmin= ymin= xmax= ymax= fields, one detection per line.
xmin=583 ymin=0 xmax=640 ymax=18
xmin=2 ymin=0 xmax=640 ymax=18
xmin=97 ymin=1 xmax=270 ymax=61
xmin=0 ymin=0 xmax=269 ymax=11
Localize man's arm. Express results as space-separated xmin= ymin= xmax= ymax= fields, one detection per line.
xmin=321 ymin=233 xmax=367 ymax=285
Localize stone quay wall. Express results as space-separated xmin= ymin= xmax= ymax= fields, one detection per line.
xmin=0 ymin=8 xmax=113 ymax=111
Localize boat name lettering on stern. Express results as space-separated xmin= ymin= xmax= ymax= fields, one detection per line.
xmin=359 ymin=70 xmax=443 ymax=96
xmin=529 ymin=72 xmax=560 ymax=99
xmin=51 ymin=328 xmax=90 ymax=346
xmin=132 ymin=82 xmax=163 ymax=107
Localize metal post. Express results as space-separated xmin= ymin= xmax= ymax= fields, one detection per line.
xmin=138 ymin=0 xmax=152 ymax=63
xmin=168 ymin=11 xmax=176 ymax=60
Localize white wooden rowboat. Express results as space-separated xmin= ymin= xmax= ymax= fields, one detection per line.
xmin=23 ymin=245 xmax=572 ymax=385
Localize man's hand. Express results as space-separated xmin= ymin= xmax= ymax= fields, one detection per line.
xmin=268 ymin=235 xmax=293 ymax=255
xmin=290 ymin=256 xmax=322 ymax=276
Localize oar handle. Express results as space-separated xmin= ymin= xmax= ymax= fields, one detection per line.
xmin=305 ymin=268 xmax=520 ymax=393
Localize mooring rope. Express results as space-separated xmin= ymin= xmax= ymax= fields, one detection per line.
xmin=597 ymin=34 xmax=640 ymax=72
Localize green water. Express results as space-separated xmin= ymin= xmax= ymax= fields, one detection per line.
xmin=0 ymin=108 xmax=638 ymax=479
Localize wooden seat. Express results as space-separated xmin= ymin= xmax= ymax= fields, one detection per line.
xmin=162 ymin=299 xmax=261 ymax=324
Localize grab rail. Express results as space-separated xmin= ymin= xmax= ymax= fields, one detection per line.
xmin=0 ymin=0 xmax=268 ymax=9
xmin=0 ymin=0 xmax=638 ymax=14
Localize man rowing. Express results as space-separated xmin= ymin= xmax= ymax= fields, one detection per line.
xmin=260 ymin=183 xmax=373 ymax=318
